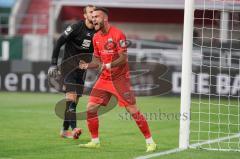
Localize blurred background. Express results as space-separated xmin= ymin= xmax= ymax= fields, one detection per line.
xmin=0 ymin=1 xmax=240 ymax=158
xmin=0 ymin=0 xmax=240 ymax=95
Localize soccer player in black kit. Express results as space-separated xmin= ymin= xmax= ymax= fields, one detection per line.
xmin=48 ymin=5 xmax=96 ymax=139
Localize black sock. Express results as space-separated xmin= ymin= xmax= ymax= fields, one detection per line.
xmin=63 ymin=101 xmax=71 ymax=130
xmin=63 ymin=120 xmax=70 ymax=131
xmin=67 ymin=101 xmax=77 ymax=130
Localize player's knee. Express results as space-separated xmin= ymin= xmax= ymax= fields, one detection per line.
xmin=125 ymin=104 xmax=139 ymax=114
xmin=66 ymin=92 xmax=78 ymax=102
xmin=87 ymin=102 xmax=99 ymax=112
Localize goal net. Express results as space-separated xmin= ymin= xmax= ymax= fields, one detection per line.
xmin=190 ymin=0 xmax=240 ymax=151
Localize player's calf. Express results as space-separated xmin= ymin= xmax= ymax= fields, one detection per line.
xmin=125 ymin=104 xmax=157 ymax=151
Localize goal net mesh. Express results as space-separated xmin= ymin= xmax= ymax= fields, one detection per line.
xmin=190 ymin=0 xmax=240 ymax=151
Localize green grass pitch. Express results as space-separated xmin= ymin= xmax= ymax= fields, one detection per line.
xmin=0 ymin=92 xmax=239 ymax=159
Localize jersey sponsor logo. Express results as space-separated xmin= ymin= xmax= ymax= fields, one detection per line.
xmin=82 ymin=39 xmax=91 ymax=48
xmin=103 ymin=50 xmax=114 ymax=54
xmin=64 ymin=26 xmax=73 ymax=36
xmin=99 ymin=50 xmax=113 ymax=54
xmin=104 ymin=38 xmax=117 ymax=51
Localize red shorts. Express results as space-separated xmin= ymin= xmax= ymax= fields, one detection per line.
xmin=89 ymin=76 xmax=136 ymax=107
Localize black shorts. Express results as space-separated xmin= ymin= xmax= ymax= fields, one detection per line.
xmin=63 ymin=68 xmax=86 ymax=97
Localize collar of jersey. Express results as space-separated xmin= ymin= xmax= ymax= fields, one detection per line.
xmin=100 ymin=25 xmax=112 ymax=36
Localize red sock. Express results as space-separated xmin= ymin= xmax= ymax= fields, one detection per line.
xmin=87 ymin=111 xmax=99 ymax=138
xmin=132 ymin=111 xmax=151 ymax=139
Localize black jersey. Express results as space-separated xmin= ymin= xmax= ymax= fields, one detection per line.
xmin=51 ymin=20 xmax=95 ymax=65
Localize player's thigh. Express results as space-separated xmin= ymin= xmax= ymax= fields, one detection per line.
xmin=64 ymin=69 xmax=86 ymax=97
xmin=87 ymin=102 xmax=100 ymax=113
xmin=113 ymin=77 xmax=136 ymax=107
xmin=89 ymin=87 xmax=112 ymax=106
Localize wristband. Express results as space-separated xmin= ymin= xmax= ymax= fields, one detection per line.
xmin=105 ymin=63 xmax=111 ymax=70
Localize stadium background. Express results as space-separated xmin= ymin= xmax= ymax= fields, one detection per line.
xmin=1 ymin=0 xmax=239 ymax=95
xmin=0 ymin=0 xmax=239 ymax=159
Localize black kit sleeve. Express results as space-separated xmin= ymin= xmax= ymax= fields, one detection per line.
xmin=50 ymin=22 xmax=82 ymax=65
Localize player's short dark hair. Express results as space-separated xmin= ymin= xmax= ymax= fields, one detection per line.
xmin=94 ymin=7 xmax=109 ymax=16
xmin=83 ymin=5 xmax=95 ymax=14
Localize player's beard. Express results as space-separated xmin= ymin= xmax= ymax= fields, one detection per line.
xmin=94 ymin=21 xmax=104 ymax=32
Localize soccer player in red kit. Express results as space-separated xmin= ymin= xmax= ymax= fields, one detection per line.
xmin=79 ymin=7 xmax=157 ymax=152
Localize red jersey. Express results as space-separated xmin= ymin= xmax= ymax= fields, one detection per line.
xmin=93 ymin=26 xmax=129 ymax=80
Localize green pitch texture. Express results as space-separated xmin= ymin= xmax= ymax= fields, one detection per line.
xmin=0 ymin=92 xmax=239 ymax=159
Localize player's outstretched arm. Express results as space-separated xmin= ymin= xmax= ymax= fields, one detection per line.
xmin=48 ymin=35 xmax=67 ymax=77
xmin=51 ymin=35 xmax=67 ymax=65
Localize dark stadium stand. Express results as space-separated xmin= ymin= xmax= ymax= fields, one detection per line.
xmin=18 ymin=0 xmax=49 ymax=34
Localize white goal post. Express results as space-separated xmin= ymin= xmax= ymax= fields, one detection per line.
xmin=179 ymin=0 xmax=195 ymax=150
xmin=180 ymin=0 xmax=240 ymax=151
